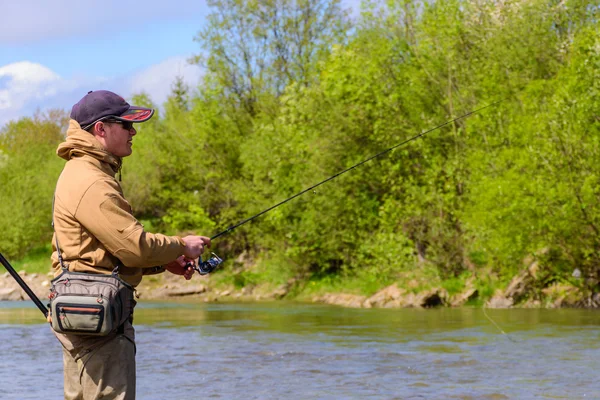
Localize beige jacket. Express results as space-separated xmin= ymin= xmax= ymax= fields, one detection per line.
xmin=51 ymin=120 xmax=185 ymax=286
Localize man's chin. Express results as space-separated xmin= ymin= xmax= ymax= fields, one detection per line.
xmin=119 ymin=147 xmax=133 ymax=157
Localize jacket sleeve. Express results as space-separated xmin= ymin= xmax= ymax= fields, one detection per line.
xmin=75 ymin=179 xmax=186 ymax=268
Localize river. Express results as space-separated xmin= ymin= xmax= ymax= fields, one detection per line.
xmin=1 ymin=301 xmax=599 ymax=399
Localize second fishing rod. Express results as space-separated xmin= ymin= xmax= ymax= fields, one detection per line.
xmin=191 ymin=99 xmax=504 ymax=275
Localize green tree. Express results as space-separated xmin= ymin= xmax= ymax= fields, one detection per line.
xmin=0 ymin=111 xmax=67 ymax=257
xmin=192 ymin=0 xmax=350 ymax=118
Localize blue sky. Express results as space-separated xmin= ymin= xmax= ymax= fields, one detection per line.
xmin=1 ymin=0 xmax=360 ymax=128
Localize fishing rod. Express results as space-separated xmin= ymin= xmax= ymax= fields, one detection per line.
xmin=191 ymin=99 xmax=505 ymax=275
xmin=0 ymin=252 xmax=49 ymax=318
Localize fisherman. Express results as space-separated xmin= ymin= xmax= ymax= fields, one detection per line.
xmin=51 ymin=90 xmax=210 ymax=399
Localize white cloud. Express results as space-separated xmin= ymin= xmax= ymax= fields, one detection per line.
xmin=0 ymin=61 xmax=64 ymax=123
xmin=0 ymin=62 xmax=60 ymax=109
xmin=0 ymin=57 xmax=202 ymax=128
xmin=0 ymin=0 xmax=367 ymax=45
xmin=0 ymin=1 xmax=209 ymax=44
xmin=127 ymin=56 xmax=203 ymax=106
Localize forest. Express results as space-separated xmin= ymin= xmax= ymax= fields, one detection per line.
xmin=1 ymin=0 xmax=599 ymax=307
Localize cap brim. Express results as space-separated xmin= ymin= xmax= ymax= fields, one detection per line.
xmin=115 ymin=107 xmax=154 ymax=123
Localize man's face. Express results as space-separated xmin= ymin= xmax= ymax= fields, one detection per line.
xmin=100 ymin=120 xmax=136 ymax=157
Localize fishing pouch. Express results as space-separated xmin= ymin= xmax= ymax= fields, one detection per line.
xmin=48 ymin=268 xmax=134 ymax=336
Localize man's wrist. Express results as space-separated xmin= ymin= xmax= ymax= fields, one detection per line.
xmin=146 ymin=265 xmax=166 ymax=275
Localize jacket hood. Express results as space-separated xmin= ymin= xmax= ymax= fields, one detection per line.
xmin=57 ymin=119 xmax=122 ymax=173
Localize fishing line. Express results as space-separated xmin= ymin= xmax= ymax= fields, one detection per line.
xmin=210 ymin=98 xmax=505 ymax=240
xmin=482 ymin=306 xmax=517 ymax=342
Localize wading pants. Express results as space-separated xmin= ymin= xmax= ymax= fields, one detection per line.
xmin=55 ymin=320 xmax=136 ymax=400
xmin=62 ymin=335 xmax=135 ymax=400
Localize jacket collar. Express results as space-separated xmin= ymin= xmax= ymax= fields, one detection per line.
xmin=57 ymin=119 xmax=122 ymax=175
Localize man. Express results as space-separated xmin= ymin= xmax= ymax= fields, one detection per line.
xmin=51 ymin=90 xmax=210 ymax=399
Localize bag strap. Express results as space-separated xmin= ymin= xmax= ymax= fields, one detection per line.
xmin=51 ymin=194 xmax=68 ymax=271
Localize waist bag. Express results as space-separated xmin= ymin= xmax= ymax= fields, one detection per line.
xmin=48 ymin=267 xmax=134 ymax=336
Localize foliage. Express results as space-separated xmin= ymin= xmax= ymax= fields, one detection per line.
xmin=2 ymin=0 xmax=600 ymax=303
xmin=0 ymin=111 xmax=67 ymax=258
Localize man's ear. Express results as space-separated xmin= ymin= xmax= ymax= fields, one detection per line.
xmin=93 ymin=122 xmax=107 ymax=137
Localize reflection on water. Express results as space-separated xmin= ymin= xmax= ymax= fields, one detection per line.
xmin=1 ymin=301 xmax=599 ymax=399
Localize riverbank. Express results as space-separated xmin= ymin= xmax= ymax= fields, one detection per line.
xmin=0 ymin=264 xmax=594 ymax=308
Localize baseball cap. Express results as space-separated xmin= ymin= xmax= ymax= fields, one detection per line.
xmin=71 ymin=90 xmax=155 ymax=130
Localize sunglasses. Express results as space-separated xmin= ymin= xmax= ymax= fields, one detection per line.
xmin=104 ymin=119 xmax=134 ymax=131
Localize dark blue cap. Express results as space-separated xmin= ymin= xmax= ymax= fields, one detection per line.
xmin=70 ymin=90 xmax=154 ymax=130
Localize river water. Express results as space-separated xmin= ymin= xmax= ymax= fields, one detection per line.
xmin=1 ymin=301 xmax=599 ymax=399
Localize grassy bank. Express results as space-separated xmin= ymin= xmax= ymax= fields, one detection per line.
xmin=7 ymin=245 xmax=53 ymax=275
xmin=4 ymin=245 xmax=588 ymax=309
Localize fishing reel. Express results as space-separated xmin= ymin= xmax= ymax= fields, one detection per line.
xmin=190 ymin=253 xmax=223 ymax=275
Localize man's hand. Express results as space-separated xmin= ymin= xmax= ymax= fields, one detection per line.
xmin=165 ymin=256 xmax=196 ymax=280
xmin=182 ymin=235 xmax=211 ymax=259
